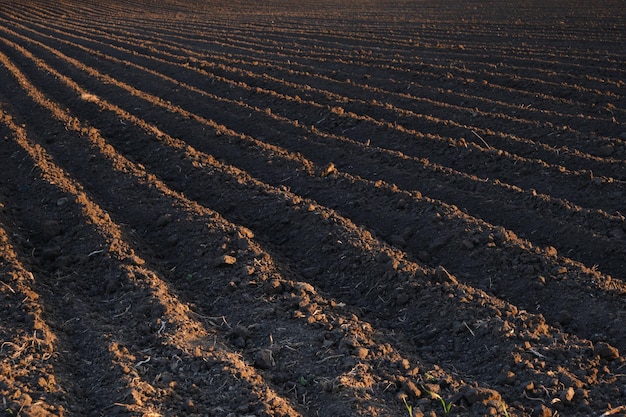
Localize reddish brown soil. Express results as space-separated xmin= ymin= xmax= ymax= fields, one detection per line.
xmin=1 ymin=0 xmax=625 ymax=416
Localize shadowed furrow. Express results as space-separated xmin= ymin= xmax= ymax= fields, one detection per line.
xmin=1 ymin=1 xmax=626 ymax=416
xmin=0 ymin=52 xmax=308 ymax=417
xmin=0 ymin=25 xmax=623 ymax=291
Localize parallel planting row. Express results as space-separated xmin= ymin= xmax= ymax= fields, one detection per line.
xmin=1 ymin=0 xmax=625 ymax=416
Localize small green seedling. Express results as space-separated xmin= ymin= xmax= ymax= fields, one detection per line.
xmin=401 ymin=395 xmax=413 ymax=417
xmin=423 ymin=387 xmax=453 ymax=416
xmin=434 ymin=393 xmax=453 ymax=416
xmin=500 ymin=401 xmax=510 ymax=417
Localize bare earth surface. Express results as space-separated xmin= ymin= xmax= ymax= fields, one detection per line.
xmin=1 ymin=0 xmax=625 ymax=416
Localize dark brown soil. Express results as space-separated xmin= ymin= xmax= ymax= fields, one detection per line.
xmin=1 ymin=0 xmax=625 ymax=416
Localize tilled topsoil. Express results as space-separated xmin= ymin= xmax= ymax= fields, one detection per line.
xmin=0 ymin=0 xmax=625 ymax=416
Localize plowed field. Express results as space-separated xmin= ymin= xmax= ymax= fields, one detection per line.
xmin=1 ymin=0 xmax=625 ymax=416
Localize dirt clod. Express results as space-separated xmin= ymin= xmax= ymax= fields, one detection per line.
xmin=595 ymin=342 xmax=619 ymax=360
xmin=434 ymin=265 xmax=458 ymax=284
xmin=320 ymin=162 xmax=336 ymax=177
xmin=463 ymin=387 xmax=501 ymax=405
xmin=215 ymin=254 xmax=237 ymax=266
xmin=41 ymin=220 xmax=61 ymax=241
xmin=254 ymin=349 xmax=275 ymax=369
xmin=533 ymin=404 xmax=553 ymax=417
xmin=560 ymin=386 xmax=575 ymax=403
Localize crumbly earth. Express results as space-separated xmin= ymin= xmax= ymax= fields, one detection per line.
xmin=0 ymin=0 xmax=625 ymax=416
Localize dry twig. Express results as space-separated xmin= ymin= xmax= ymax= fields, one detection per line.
xmin=471 ymin=130 xmax=491 ymax=149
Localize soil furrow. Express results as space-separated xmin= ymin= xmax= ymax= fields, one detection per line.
xmin=4 ymin=23 xmax=624 ymax=374
xmin=2 ymin=36 xmax=485 ymax=416
xmin=0 ymin=196 xmax=62 ymax=415
xmin=51 ymin=6 xmax=625 ymax=78
xmin=0 ymin=51 xmax=616 ymax=417
xmin=55 ymin=4 xmax=624 ymax=76
xmin=2 ymin=17 xmax=620 ymax=221
xmin=0 ymin=49 xmax=312 ymax=417
xmin=85 ymin=18 xmax=625 ymax=109
xmin=0 ymin=36 xmax=466 ymax=417
xmin=27 ymin=20 xmax=622 ymax=176
xmin=2 ymin=1 xmax=626 ymax=415
xmin=2 ymin=28 xmax=624 ymax=295
xmin=6 ymin=4 xmax=624 ymax=134
xmin=0 ymin=99 xmax=153 ymax=416
xmin=7 ymin=3 xmax=625 ymax=161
